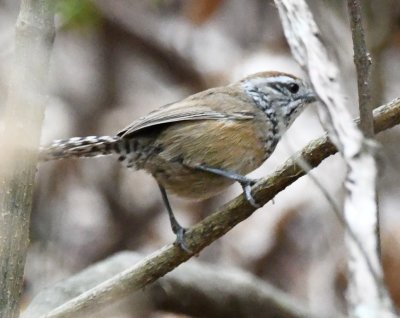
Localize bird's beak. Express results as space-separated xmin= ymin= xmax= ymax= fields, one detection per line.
xmin=303 ymin=90 xmax=317 ymax=104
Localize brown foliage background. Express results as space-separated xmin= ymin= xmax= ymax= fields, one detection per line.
xmin=1 ymin=0 xmax=399 ymax=316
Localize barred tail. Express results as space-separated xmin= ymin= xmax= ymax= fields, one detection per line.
xmin=39 ymin=135 xmax=121 ymax=161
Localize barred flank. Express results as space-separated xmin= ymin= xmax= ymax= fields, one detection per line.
xmin=39 ymin=135 xmax=121 ymax=161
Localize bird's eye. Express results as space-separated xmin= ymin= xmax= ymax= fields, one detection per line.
xmin=288 ymin=83 xmax=299 ymax=94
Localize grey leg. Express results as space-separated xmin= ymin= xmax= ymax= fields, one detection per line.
xmin=195 ymin=164 xmax=260 ymax=208
xmin=158 ymin=183 xmax=191 ymax=252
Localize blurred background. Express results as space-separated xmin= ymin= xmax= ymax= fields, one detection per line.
xmin=1 ymin=0 xmax=400 ymax=317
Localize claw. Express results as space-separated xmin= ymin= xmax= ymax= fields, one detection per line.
xmin=240 ymin=179 xmax=261 ymax=208
xmin=174 ymin=226 xmax=192 ymax=253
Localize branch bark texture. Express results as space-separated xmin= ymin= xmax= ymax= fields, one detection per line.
xmin=348 ymin=0 xmax=374 ymax=138
xmin=274 ymin=0 xmax=394 ymax=317
xmin=41 ymin=98 xmax=400 ymax=318
xmin=0 ymin=1 xmax=55 ymax=317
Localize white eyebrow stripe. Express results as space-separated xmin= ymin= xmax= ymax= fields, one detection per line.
xmin=244 ymin=75 xmax=297 ymax=87
xmin=265 ymin=75 xmax=296 ymax=83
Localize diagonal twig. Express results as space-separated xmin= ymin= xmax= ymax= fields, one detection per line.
xmin=24 ymin=251 xmax=331 ymax=318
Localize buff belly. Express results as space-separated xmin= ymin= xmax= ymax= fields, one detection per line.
xmin=143 ymin=119 xmax=268 ymax=200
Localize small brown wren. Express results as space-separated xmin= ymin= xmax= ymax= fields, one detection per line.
xmin=41 ymin=71 xmax=316 ymax=250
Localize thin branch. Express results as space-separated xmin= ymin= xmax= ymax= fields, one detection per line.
xmin=40 ymin=98 xmax=400 ymax=318
xmin=274 ymin=0 xmax=395 ymax=316
xmin=347 ymin=0 xmax=374 ymax=138
xmin=24 ymin=252 xmax=330 ymax=318
xmin=347 ymin=0 xmax=381 ymax=260
xmin=0 ymin=1 xmax=55 ymax=317
xmin=293 ymin=155 xmax=380 ymax=288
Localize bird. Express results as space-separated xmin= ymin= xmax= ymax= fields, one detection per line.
xmin=40 ymin=71 xmax=316 ymax=251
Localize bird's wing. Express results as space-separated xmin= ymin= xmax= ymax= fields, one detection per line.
xmin=117 ymin=88 xmax=255 ymax=137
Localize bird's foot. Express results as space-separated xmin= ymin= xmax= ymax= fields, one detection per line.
xmin=239 ymin=178 xmax=261 ymax=208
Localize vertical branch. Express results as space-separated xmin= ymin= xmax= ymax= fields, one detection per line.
xmin=0 ymin=1 xmax=55 ymax=317
xmin=347 ymin=0 xmax=374 ymax=138
xmin=347 ymin=0 xmax=381 ymax=257
xmin=273 ymin=0 xmax=395 ymax=317
xmin=346 ymin=0 xmax=384 ymax=309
